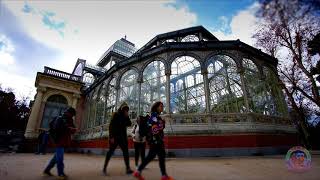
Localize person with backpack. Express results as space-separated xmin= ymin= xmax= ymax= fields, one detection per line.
xmin=43 ymin=107 xmax=77 ymax=179
xmin=131 ymin=115 xmax=149 ymax=168
xmin=35 ymin=129 xmax=49 ymax=155
xmin=133 ymin=101 xmax=174 ymax=180
xmin=102 ymin=102 xmax=134 ymax=175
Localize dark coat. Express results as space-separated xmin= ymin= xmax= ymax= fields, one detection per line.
xmin=55 ymin=114 xmax=76 ymax=147
xmin=109 ymin=112 xmax=132 ymax=142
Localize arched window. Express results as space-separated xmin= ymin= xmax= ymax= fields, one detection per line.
xmin=105 ymin=78 xmax=117 ymax=123
xmin=83 ymin=73 xmax=95 ymax=86
xmin=119 ymin=69 xmax=139 ymax=119
xmin=181 ymin=35 xmax=200 ymax=42
xmin=41 ymin=95 xmax=68 ymax=129
xmin=207 ymin=55 xmax=244 ymax=113
xmin=141 ymin=61 xmax=166 ymax=115
xmin=47 ymin=94 xmax=68 ymax=104
xmin=171 ymin=56 xmax=205 ymax=114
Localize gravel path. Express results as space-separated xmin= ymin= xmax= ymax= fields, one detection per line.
xmin=0 ymin=153 xmax=319 ymax=180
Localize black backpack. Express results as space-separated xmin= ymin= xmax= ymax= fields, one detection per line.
xmin=49 ymin=116 xmax=66 ymax=143
xmin=138 ymin=115 xmax=150 ymax=138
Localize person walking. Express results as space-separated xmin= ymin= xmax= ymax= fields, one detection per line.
xmin=43 ymin=107 xmax=77 ymax=179
xmin=133 ymin=101 xmax=174 ymax=180
xmin=131 ymin=116 xmax=148 ymax=168
xmin=36 ymin=129 xmax=49 ymax=155
xmin=102 ymin=102 xmax=133 ymax=175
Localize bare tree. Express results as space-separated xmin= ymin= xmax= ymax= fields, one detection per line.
xmin=253 ymin=0 xmax=320 ymax=148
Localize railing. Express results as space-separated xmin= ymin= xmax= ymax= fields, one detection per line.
xmin=44 ymin=66 xmax=82 ymax=82
xmin=161 ymin=112 xmax=291 ymax=125
xmin=74 ymin=112 xmax=296 ymax=140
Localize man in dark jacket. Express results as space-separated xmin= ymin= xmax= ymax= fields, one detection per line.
xmin=102 ymin=102 xmax=133 ymax=175
xmin=43 ymin=107 xmax=77 ymax=179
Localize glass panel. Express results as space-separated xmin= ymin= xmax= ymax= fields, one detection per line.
xmin=73 ymin=62 xmax=84 ymax=76
xmin=162 ymin=39 xmax=176 ymax=44
xmin=95 ymin=83 xmax=106 ymax=126
xmin=105 ymin=60 xmax=115 ymax=71
xmin=263 ymin=66 xmax=288 ymax=116
xmin=141 ymin=61 xmax=166 ymax=115
xmin=243 ymin=58 xmax=268 ymax=114
xmin=106 ymin=78 xmax=117 ymax=123
xmin=119 ymin=70 xmax=139 ymax=119
xmin=208 ymin=55 xmax=245 ymax=113
xmin=89 ymin=88 xmax=98 ymax=128
xmin=171 ymin=56 xmax=205 ymax=114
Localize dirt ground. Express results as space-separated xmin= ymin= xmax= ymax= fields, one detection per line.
xmin=0 ymin=153 xmax=319 ymax=180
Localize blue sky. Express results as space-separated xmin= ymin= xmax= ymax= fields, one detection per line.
xmin=0 ymin=0 xmax=259 ymax=99
xmin=175 ymin=0 xmax=256 ymax=33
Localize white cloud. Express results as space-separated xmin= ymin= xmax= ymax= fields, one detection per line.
xmin=0 ymin=34 xmax=34 ymax=99
xmin=0 ymin=34 xmax=15 ymax=65
xmin=211 ymin=2 xmax=260 ymax=46
xmin=0 ymin=67 xmax=35 ymax=100
xmin=4 ymin=1 xmax=197 ymax=73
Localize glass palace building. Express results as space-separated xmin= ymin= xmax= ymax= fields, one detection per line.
xmin=25 ymin=26 xmax=298 ymax=156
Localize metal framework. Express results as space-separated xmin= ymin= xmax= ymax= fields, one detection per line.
xmin=76 ymin=26 xmax=292 ymax=140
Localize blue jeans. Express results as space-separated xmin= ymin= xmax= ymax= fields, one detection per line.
xmin=44 ymin=147 xmax=64 ymax=176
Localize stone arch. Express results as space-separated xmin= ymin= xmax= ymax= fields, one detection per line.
xmin=42 ymin=90 xmax=72 ymax=106
xmin=40 ymin=92 xmax=70 ymax=129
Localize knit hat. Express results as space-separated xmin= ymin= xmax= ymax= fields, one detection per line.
xmin=119 ymin=102 xmax=129 ymax=112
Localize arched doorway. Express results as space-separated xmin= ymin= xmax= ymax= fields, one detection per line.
xmin=41 ymin=94 xmax=68 ymax=129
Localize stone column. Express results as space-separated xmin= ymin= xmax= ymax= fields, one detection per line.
xmin=72 ymin=93 xmax=81 ymax=127
xmin=202 ymin=70 xmax=211 ymax=113
xmin=72 ymin=93 xmax=81 ymax=109
xmin=165 ymin=72 xmax=171 ymax=113
xmin=25 ymin=86 xmax=46 ymax=139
